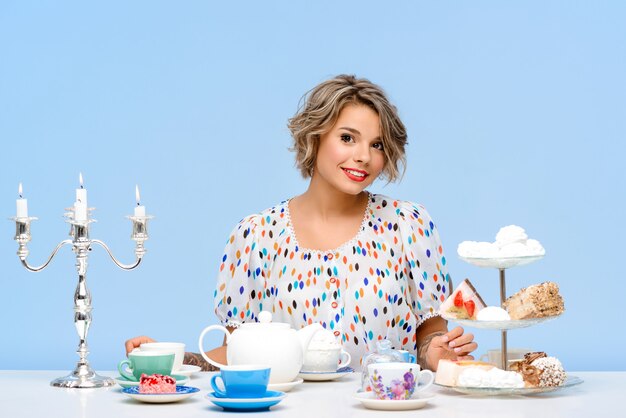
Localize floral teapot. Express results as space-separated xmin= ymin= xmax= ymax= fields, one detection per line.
xmin=199 ymin=311 xmax=323 ymax=383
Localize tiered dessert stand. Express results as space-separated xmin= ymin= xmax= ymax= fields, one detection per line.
xmin=438 ymin=253 xmax=583 ymax=395
xmin=455 ymin=254 xmax=552 ymax=370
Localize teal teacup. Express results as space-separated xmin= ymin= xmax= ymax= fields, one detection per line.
xmin=118 ymin=351 xmax=175 ymax=381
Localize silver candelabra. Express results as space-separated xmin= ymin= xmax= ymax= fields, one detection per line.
xmin=11 ymin=196 xmax=152 ymax=388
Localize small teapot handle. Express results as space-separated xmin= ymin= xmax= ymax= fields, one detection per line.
xmin=198 ymin=324 xmax=231 ymax=369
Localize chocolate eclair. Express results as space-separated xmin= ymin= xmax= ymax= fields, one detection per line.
xmin=510 ymin=352 xmax=546 ymax=387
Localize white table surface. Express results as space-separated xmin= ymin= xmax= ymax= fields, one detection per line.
xmin=0 ymin=370 xmax=620 ymax=418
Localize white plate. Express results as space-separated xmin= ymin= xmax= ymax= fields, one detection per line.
xmin=172 ymin=365 xmax=202 ymax=377
xmin=459 ymin=255 xmax=544 ymax=269
xmin=122 ymin=385 xmax=200 ymax=403
xmin=298 ymin=366 xmax=354 ymax=381
xmin=435 ymin=375 xmax=583 ymax=396
xmin=353 ymin=391 xmax=435 ymax=411
xmin=442 ymin=315 xmax=560 ymax=330
xmin=268 ymin=378 xmax=303 ymax=392
xmin=115 ymin=375 xmax=188 ymax=389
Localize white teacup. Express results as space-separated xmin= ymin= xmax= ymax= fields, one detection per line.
xmin=302 ymin=347 xmax=351 ymax=372
xmin=368 ymin=362 xmax=434 ymax=400
xmin=479 ymin=348 xmax=530 ymax=367
xmin=136 ymin=342 xmax=186 ymax=372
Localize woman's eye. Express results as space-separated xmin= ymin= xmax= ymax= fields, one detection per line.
xmin=373 ymin=142 xmax=384 ymax=151
xmin=340 ymin=134 xmax=353 ymax=143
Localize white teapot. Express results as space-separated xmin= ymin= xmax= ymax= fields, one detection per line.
xmin=199 ymin=311 xmax=323 ymax=384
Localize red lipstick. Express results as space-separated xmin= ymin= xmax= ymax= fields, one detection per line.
xmin=342 ymin=167 xmax=368 ymax=182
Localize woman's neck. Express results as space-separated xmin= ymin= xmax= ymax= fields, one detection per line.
xmin=287 ymin=178 xmax=370 ymax=251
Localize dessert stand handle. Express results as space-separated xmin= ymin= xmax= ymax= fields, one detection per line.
xmin=499 ymin=268 xmax=508 ymax=370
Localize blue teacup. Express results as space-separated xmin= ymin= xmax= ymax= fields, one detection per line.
xmin=210 ymin=365 xmax=271 ymax=398
xmin=397 ymin=349 xmax=417 ymax=363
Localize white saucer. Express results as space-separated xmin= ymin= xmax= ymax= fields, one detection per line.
xmin=298 ymin=366 xmax=354 ymax=382
xmin=172 ymin=365 xmax=202 ymax=377
xmin=268 ymin=378 xmax=304 ymax=392
xmin=115 ymin=375 xmax=188 ymax=389
xmin=122 ymin=385 xmax=200 ymax=403
xmin=353 ymin=391 xmax=435 ymax=411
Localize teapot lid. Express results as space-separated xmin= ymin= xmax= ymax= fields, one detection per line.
xmin=239 ymin=311 xmax=290 ymax=329
xmin=376 ymin=340 xmax=393 ymax=351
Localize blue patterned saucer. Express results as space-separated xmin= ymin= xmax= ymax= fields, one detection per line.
xmin=122 ymin=385 xmax=200 ymax=403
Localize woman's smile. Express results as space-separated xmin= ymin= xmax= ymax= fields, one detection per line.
xmin=341 ymin=167 xmax=368 ymax=182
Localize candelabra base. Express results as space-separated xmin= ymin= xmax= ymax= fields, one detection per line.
xmin=50 ymin=364 xmax=115 ymax=389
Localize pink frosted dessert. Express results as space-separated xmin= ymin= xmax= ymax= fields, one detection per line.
xmin=138 ymin=373 xmax=177 ymax=393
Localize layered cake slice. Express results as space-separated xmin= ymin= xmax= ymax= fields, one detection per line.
xmin=439 ymin=278 xmax=486 ymax=320
xmin=503 ymin=282 xmax=565 ymax=319
xmin=138 ymin=373 xmax=177 ymax=394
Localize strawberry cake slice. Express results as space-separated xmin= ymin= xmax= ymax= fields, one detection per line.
xmin=138 ymin=373 xmax=177 ymax=394
xmin=439 ymin=278 xmax=486 ymax=320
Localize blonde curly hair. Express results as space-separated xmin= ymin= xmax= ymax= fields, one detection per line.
xmin=288 ymin=74 xmax=407 ymax=182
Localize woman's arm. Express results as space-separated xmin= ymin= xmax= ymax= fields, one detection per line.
xmin=184 ymin=347 xmax=224 ymax=371
xmin=416 ymin=316 xmax=477 ymax=371
xmin=125 ymin=326 xmax=234 ymax=372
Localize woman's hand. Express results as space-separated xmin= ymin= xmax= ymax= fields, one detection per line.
xmin=425 ymin=326 xmax=477 ymax=370
xmin=124 ymin=336 xmax=156 ymax=355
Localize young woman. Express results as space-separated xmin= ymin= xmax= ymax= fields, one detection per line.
xmin=126 ymin=75 xmax=477 ymax=371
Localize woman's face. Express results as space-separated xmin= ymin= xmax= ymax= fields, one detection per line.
xmin=314 ymin=103 xmax=385 ymax=195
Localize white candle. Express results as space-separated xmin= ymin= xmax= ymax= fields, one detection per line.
xmin=76 ymin=172 xmax=87 ymax=208
xmin=134 ymin=185 xmax=146 ymax=217
xmin=73 ymin=173 xmax=88 ymax=222
xmin=16 ymin=183 xmax=28 ymax=218
xmin=74 ymin=200 xmax=87 ymax=221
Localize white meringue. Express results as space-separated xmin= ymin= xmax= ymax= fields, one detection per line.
xmin=457 ymin=367 xmax=524 ymax=388
xmin=457 ymin=225 xmax=544 ymax=259
xmin=476 ymin=306 xmax=511 ymax=321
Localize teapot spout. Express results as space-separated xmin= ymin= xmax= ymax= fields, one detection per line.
xmin=296 ymin=323 xmax=324 ymax=355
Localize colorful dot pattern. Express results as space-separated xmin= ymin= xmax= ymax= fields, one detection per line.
xmin=214 ymin=194 xmax=450 ymax=367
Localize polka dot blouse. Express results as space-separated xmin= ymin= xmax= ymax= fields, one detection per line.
xmin=214 ymin=193 xmax=451 ymax=367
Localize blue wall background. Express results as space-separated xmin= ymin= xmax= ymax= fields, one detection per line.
xmin=1 ymin=1 xmax=624 ymax=372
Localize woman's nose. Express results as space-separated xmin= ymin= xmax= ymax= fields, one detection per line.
xmin=353 ymin=144 xmax=370 ymax=164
